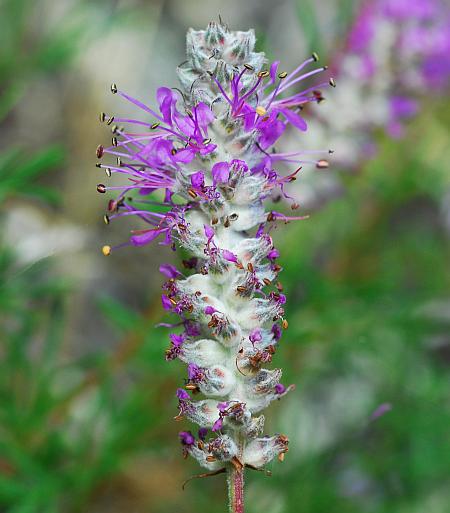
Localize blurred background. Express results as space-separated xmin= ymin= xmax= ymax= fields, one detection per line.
xmin=1 ymin=0 xmax=449 ymax=512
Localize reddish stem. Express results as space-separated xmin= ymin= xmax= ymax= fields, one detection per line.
xmin=228 ymin=465 xmax=244 ymax=513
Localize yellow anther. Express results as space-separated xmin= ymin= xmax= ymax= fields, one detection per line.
xmin=102 ymin=245 xmax=111 ymax=256
xmin=255 ymin=106 xmax=267 ymax=116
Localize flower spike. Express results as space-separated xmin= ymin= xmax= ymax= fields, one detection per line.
xmin=98 ymin=19 xmax=331 ymax=513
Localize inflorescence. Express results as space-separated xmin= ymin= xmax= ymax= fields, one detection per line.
xmin=97 ymin=20 xmax=332 ymax=499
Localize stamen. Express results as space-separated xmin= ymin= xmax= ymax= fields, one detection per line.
xmin=102 ymin=245 xmax=111 ymax=256
xmin=110 ymin=83 xmax=118 ymax=94
xmin=316 ymin=160 xmax=329 ymax=169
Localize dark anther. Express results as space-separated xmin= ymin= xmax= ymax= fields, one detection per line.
xmin=99 ymin=112 xmax=106 ymax=122
xmin=106 ymin=116 xmax=114 ymax=125
xmin=244 ymin=63 xmax=254 ymax=71
xmin=229 ymin=213 xmax=239 ymax=221
xmin=257 ymin=70 xmax=270 ymax=78
xmin=117 ymin=157 xmax=122 ymax=166
xmin=278 ymin=71 xmax=288 ymax=79
xmin=329 ymin=77 xmax=336 ymax=87
xmin=151 ymin=122 xmax=160 ymax=129
xmin=105 ymin=167 xmax=112 ymax=177
xmin=267 ymin=212 xmax=275 ymax=222
xmin=223 ymin=217 xmax=230 ymax=228
xmin=202 ymin=138 xmax=212 ymax=145
xmin=97 ymin=184 xmax=106 ymax=194
xmin=110 ymin=83 xmax=118 ymax=94
xmin=112 ymin=137 xmax=118 ymax=147
xmin=95 ymin=163 xmax=101 ymax=168
xmin=96 ymin=145 xmax=104 ymax=158
xmin=312 ymin=52 xmax=319 ymax=62
xmin=103 ymin=214 xmax=110 ymax=225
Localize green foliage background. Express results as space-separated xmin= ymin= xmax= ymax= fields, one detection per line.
xmin=0 ymin=1 xmax=449 ymax=512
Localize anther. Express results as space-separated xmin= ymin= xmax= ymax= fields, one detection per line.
xmin=97 ymin=184 xmax=106 ymax=193
xmin=229 ymin=213 xmax=239 ymax=221
xmin=117 ymin=157 xmax=122 ymax=166
xmin=102 ymin=245 xmax=111 ymax=256
xmin=244 ymin=63 xmax=254 ymax=71
xmin=111 ymin=125 xmax=119 ymax=134
xmin=206 ymin=456 xmax=217 ymax=462
xmin=236 ymin=286 xmax=247 ymax=293
xmin=291 ymin=203 xmax=299 ymax=210
xmin=112 ymin=137 xmax=118 ymax=147
xmin=185 ymin=384 xmax=198 ymax=391
xmin=312 ymin=52 xmax=319 ymax=62
xmin=329 ymin=77 xmax=336 ymax=87
xmin=267 ymin=212 xmax=275 ymax=222
xmin=202 ymin=138 xmax=212 ymax=145
xmin=106 ymin=116 xmax=114 ymax=125
xmin=282 ymin=319 xmax=289 ymax=329
xmin=224 ymin=217 xmax=230 ymax=228
xmin=247 ymin=263 xmax=254 ymax=273
xmin=211 ymin=217 xmax=219 ymax=225
xmin=95 ymin=163 xmax=101 ymax=168
xmin=110 ymin=83 xmax=118 ymax=94
xmin=96 ymin=145 xmax=104 ymax=158
xmin=151 ymin=122 xmax=160 ymax=129
xmin=99 ymin=112 xmax=106 ymax=122
xmin=328 ymin=149 xmax=334 ymax=154
xmin=171 ymin=148 xmax=177 ymax=155
xmin=257 ymin=70 xmax=269 ymax=78
xmin=103 ymin=214 xmax=110 ymax=225
xmin=316 ymin=160 xmax=329 ymax=169
xmin=263 ymin=278 xmax=272 ymax=286
xmin=278 ymin=71 xmax=288 ymax=79
xmin=169 ymin=298 xmax=178 ymax=306
xmin=105 ymin=167 xmax=112 ymax=177
xmin=188 ymin=189 xmax=198 ymax=199
xmin=255 ymin=106 xmax=267 ymax=116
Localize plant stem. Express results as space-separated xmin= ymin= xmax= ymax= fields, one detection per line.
xmin=228 ymin=465 xmax=245 ymax=513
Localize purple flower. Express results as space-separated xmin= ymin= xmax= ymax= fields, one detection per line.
xmin=187 ymin=363 xmax=203 ymax=382
xmin=179 ymin=431 xmax=195 ymax=445
xmin=159 ymin=264 xmax=181 ymax=279
xmin=176 ymin=388 xmax=190 ymax=400
xmin=271 ymin=323 xmax=282 ymax=341
xmin=212 ymin=417 xmax=223 ymax=432
xmin=211 ymin=162 xmax=230 ymax=184
xmin=198 ymin=427 xmax=208 ymax=440
xmin=267 ymin=248 xmax=280 ymax=260
xmin=190 ymin=171 xmax=205 ymax=189
xmin=204 ymin=224 xmax=215 ymax=240
xmin=169 ymin=333 xmax=185 ymax=347
xmin=161 ymin=294 xmax=173 ymax=311
xmin=222 ymin=249 xmax=238 ymax=263
xmin=275 ymin=383 xmax=286 ymax=395
xmin=217 ymin=402 xmax=229 ymax=412
xmin=249 ymin=328 xmax=262 ymax=344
